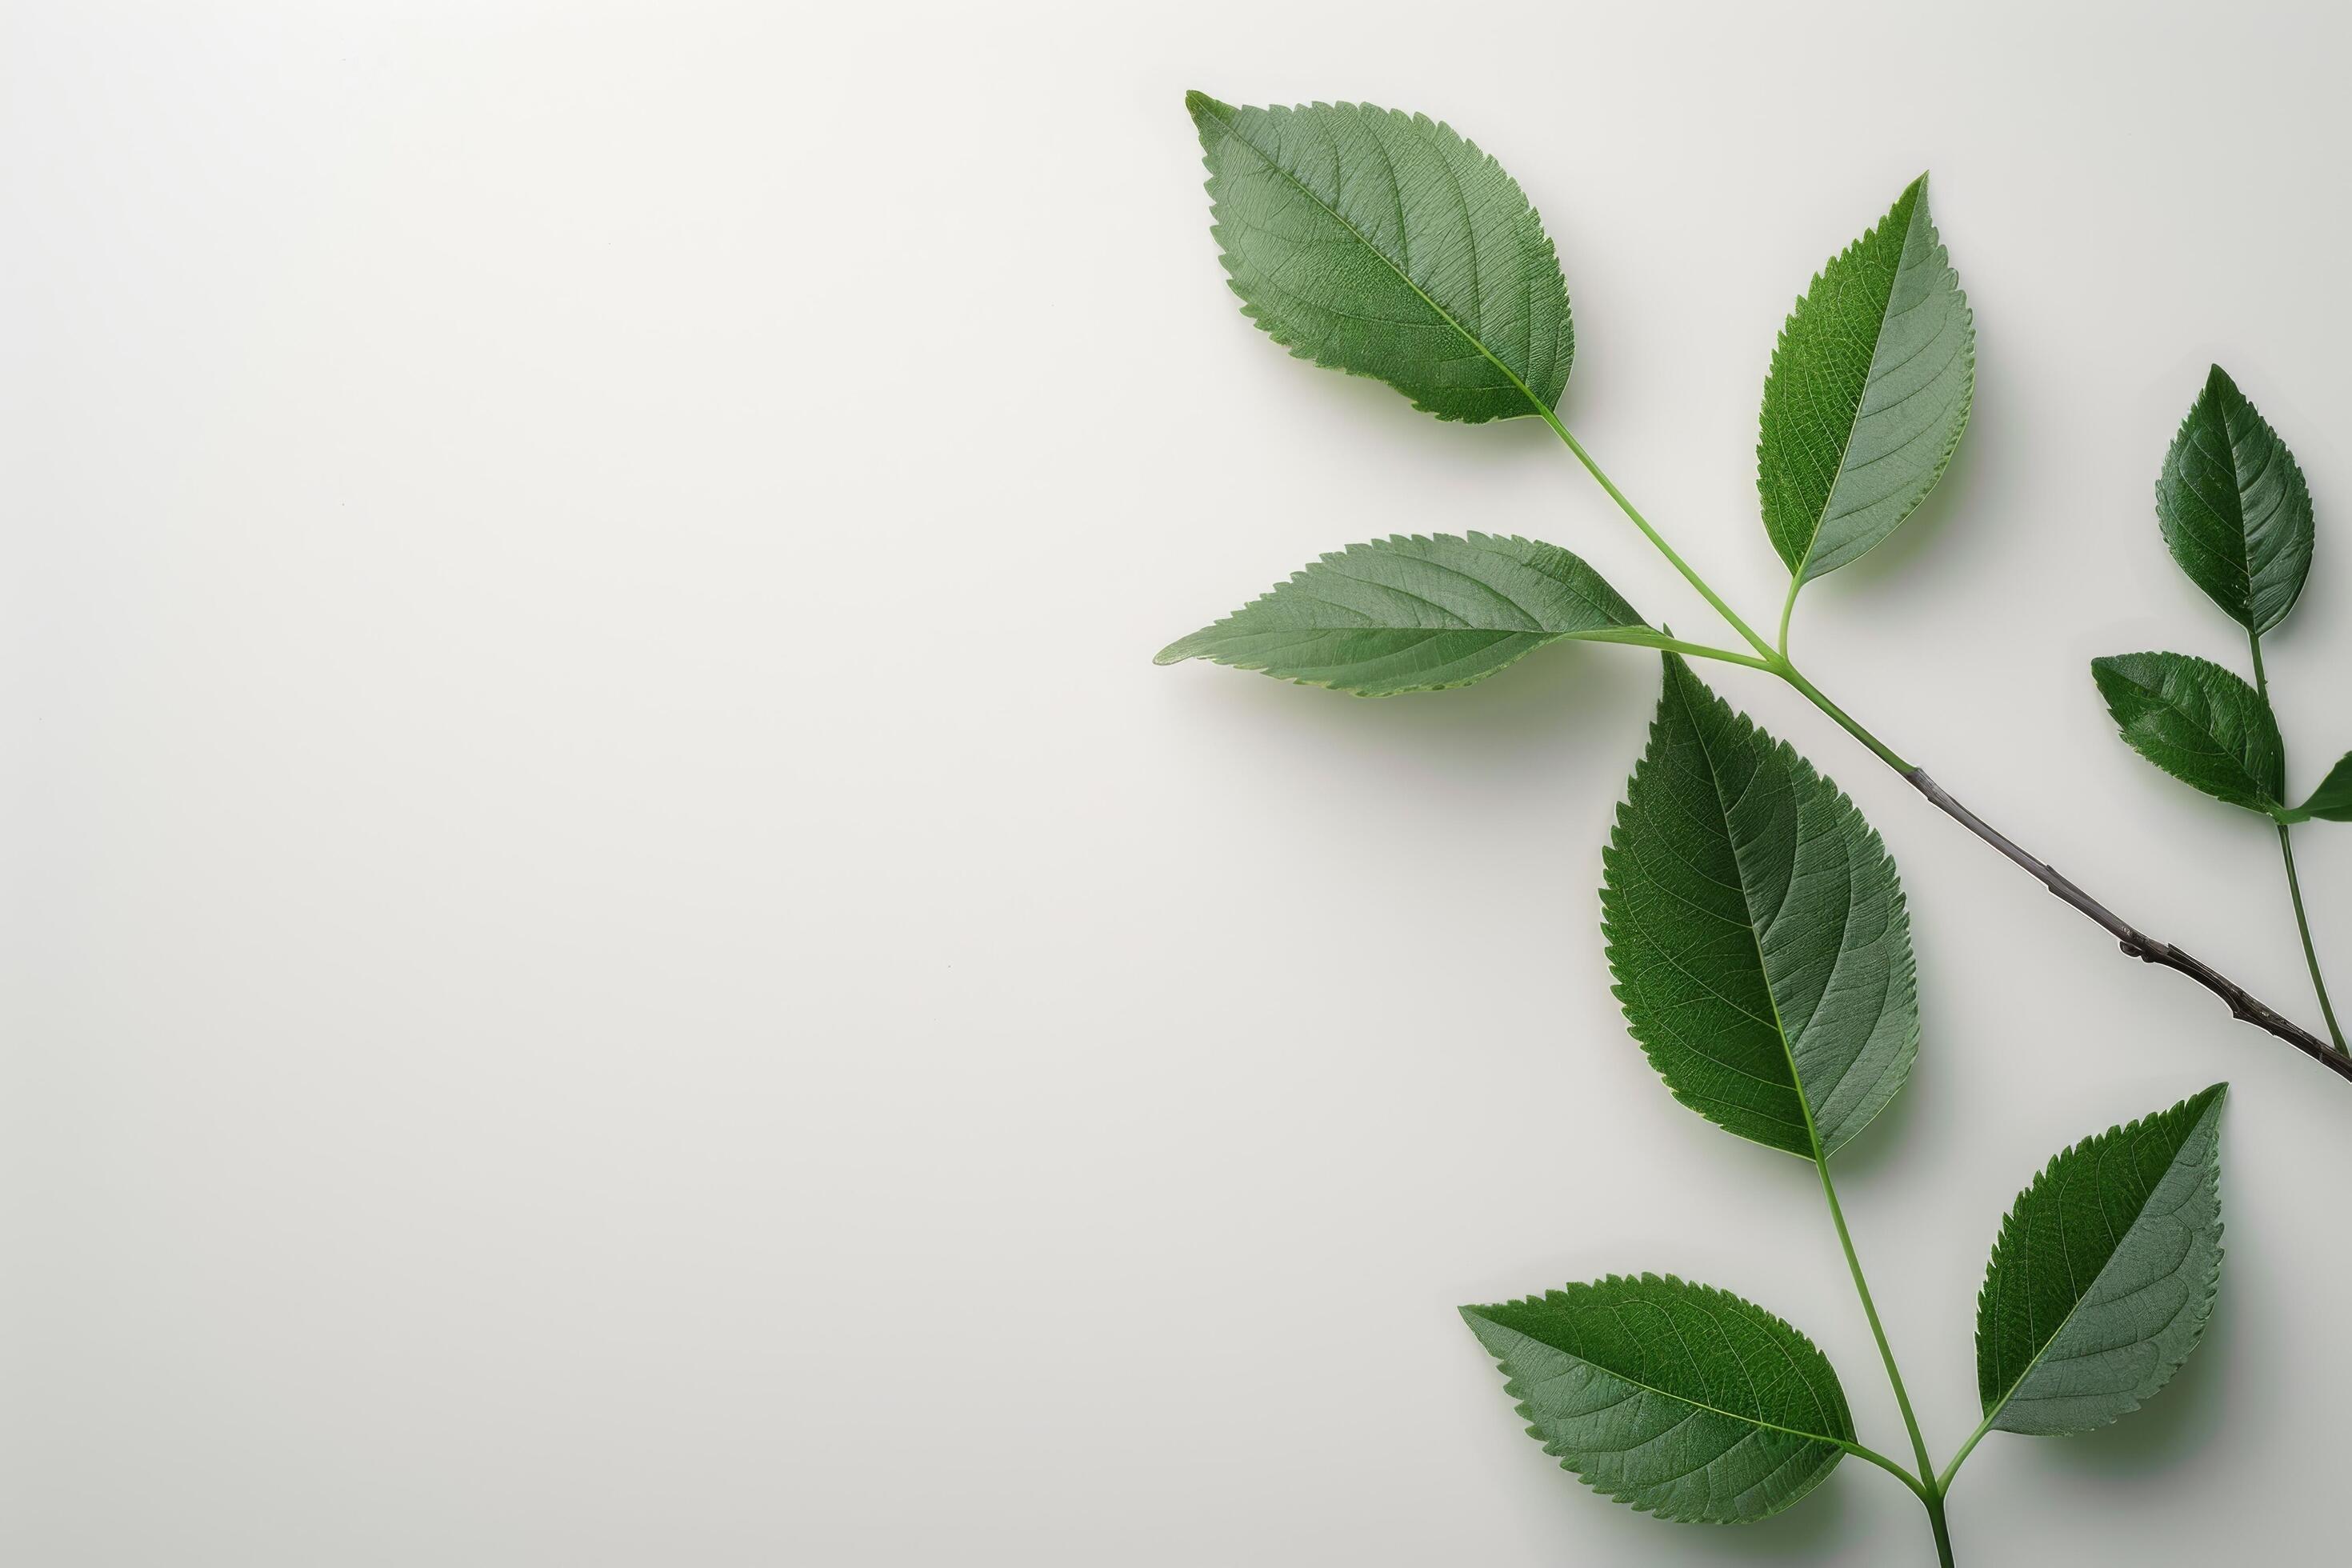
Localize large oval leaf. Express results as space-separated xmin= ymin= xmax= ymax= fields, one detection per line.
xmin=1602 ymin=655 xmax=1918 ymax=1158
xmin=1187 ymin=93 xmax=1572 ymax=424
xmin=2158 ymin=366 xmax=2314 ymax=634
xmin=2091 ymin=650 xmax=2285 ymax=812
xmin=1975 ymin=1085 xmax=2226 ymax=1436
xmin=1462 ymin=1274 xmax=1852 ymax=1524
xmin=1154 ymin=533 xmax=1649 ymax=695
xmin=1758 ymin=176 xmax=1974 ymax=587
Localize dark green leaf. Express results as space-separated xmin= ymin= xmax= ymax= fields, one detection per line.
xmin=1758 ymin=176 xmax=1974 ymax=586
xmin=2157 ymin=366 xmax=2314 ymax=634
xmin=2282 ymin=750 xmax=2352 ymax=824
xmin=1462 ymin=1274 xmax=1851 ymax=1524
xmin=1155 ymin=533 xmax=1652 ymax=695
xmin=1601 ymin=656 xmax=1917 ymax=1158
xmin=2090 ymin=651 xmax=2285 ymax=811
xmin=1187 ymin=93 xmax=1571 ymax=424
xmin=1975 ymin=1085 xmax=2226 ymax=1436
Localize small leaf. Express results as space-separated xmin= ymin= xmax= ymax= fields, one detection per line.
xmin=1602 ymin=656 xmax=1917 ymax=1158
xmin=1975 ymin=1085 xmax=2226 ymax=1437
xmin=2157 ymin=366 xmax=2314 ymax=634
xmin=1758 ymin=176 xmax=1974 ymax=586
xmin=1462 ymin=1274 xmax=1852 ymax=1524
xmin=1155 ymin=533 xmax=1649 ymax=695
xmin=2281 ymin=751 xmax=2352 ymax=824
xmin=1188 ymin=93 xmax=1572 ymax=424
xmin=2090 ymin=651 xmax=2286 ymax=811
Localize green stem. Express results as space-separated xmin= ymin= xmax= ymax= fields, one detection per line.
xmin=1937 ymin=1412 xmax=1997 ymax=1494
xmin=2276 ymin=825 xmax=2346 ymax=1053
xmin=1814 ymin=1153 xmax=1939 ymax=1488
xmin=1541 ymin=413 xmax=1778 ymax=662
xmin=1926 ymin=1490 xmax=1957 ymax=1567
xmin=1544 ymin=417 xmax=1910 ymax=763
xmin=1773 ymin=657 xmax=1916 ymax=773
xmin=1817 ymin=1143 xmax=1956 ymax=1563
xmin=2248 ymin=632 xmax=2348 ymax=1055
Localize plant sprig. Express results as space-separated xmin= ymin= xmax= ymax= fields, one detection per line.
xmin=1162 ymin=91 xmax=2344 ymax=1078
xmin=2091 ymin=366 xmax=2346 ymax=1052
xmin=1458 ymin=654 xmax=2226 ymax=1564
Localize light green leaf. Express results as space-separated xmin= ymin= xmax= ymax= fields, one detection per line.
xmin=1187 ymin=93 xmax=1572 ymax=424
xmin=2090 ymin=651 xmax=2286 ymax=812
xmin=1601 ymin=656 xmax=1917 ymax=1158
xmin=1758 ymin=176 xmax=1974 ymax=587
xmin=1976 ymin=1085 xmax=2226 ymax=1436
xmin=1155 ymin=533 xmax=1650 ymax=695
xmin=2281 ymin=751 xmax=2352 ymax=824
xmin=1462 ymin=1274 xmax=1852 ymax=1525
xmin=2158 ymin=366 xmax=2314 ymax=635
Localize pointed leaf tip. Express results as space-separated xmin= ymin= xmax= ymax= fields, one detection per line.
xmin=1975 ymin=1086 xmax=2226 ymax=1436
xmin=1152 ymin=534 xmax=1644 ymax=696
xmin=2158 ymin=367 xmax=2313 ymax=633
xmin=1758 ymin=175 xmax=1973 ymax=590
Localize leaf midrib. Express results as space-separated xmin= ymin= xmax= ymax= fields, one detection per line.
xmin=1481 ymin=1315 xmax=1850 ymax=1453
xmin=1672 ymin=670 xmax=1830 ymax=1163
xmin=1982 ymin=1108 xmax=2214 ymax=1426
xmin=1788 ymin=193 xmax=1914 ymax=579
xmin=1195 ymin=98 xmax=1553 ymax=420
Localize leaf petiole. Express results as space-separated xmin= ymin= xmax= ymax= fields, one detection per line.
xmin=1539 ymin=410 xmax=1779 ymax=662
xmin=1936 ymin=1413 xmax=1997 ymax=1494
xmin=1838 ymin=1437 xmax=1934 ymax=1503
xmin=1572 ymin=628 xmax=1777 ymax=671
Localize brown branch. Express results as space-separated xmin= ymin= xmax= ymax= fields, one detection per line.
xmin=1905 ymin=769 xmax=2352 ymax=1082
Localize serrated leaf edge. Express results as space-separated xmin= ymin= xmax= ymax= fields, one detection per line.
xmin=1461 ymin=1271 xmax=1850 ymax=1526
xmin=2088 ymin=649 xmax=2285 ymax=812
xmin=1598 ymin=656 xmax=1919 ymax=1159
xmin=1153 ymin=530 xmax=1648 ymax=696
xmin=1760 ymin=174 xmax=1977 ymax=586
xmin=2158 ymin=365 xmax=2316 ymax=636
xmin=1972 ymin=1083 xmax=2227 ymax=1437
xmin=1187 ymin=91 xmax=1570 ymax=425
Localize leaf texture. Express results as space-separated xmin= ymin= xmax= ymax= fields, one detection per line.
xmin=1154 ymin=533 xmax=1647 ymax=695
xmin=2283 ymin=751 xmax=2352 ymax=824
xmin=1187 ymin=93 xmax=1572 ymax=423
xmin=1601 ymin=657 xmax=1918 ymax=1158
xmin=1758 ymin=176 xmax=1974 ymax=586
xmin=1462 ymin=1274 xmax=1851 ymax=1524
xmin=2090 ymin=650 xmax=2286 ymax=811
xmin=2157 ymin=366 xmax=2314 ymax=634
xmin=1975 ymin=1085 xmax=2226 ymax=1437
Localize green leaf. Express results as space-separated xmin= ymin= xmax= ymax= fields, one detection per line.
xmin=2282 ymin=751 xmax=2352 ymax=824
xmin=2157 ymin=366 xmax=2314 ymax=635
xmin=1154 ymin=532 xmax=1650 ymax=695
xmin=2090 ymin=651 xmax=2286 ymax=812
xmin=1462 ymin=1274 xmax=1852 ymax=1524
xmin=1601 ymin=656 xmax=1917 ymax=1158
xmin=1975 ymin=1085 xmax=2226 ymax=1436
xmin=1187 ymin=93 xmax=1572 ymax=424
xmin=1758 ymin=176 xmax=1974 ymax=587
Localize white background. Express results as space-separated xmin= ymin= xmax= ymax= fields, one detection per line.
xmin=6 ymin=2 xmax=2350 ymax=1563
